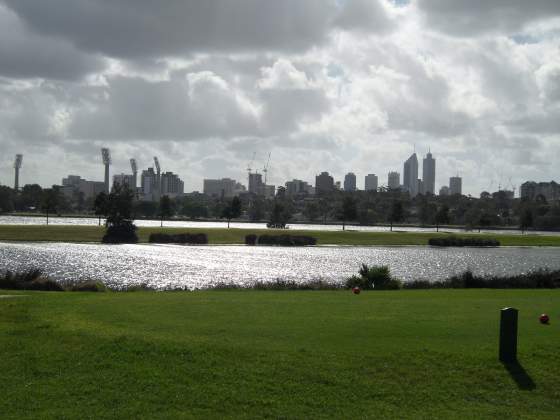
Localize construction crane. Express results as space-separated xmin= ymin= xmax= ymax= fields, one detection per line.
xmin=263 ymin=152 xmax=271 ymax=185
xmin=247 ymin=152 xmax=256 ymax=175
xmin=14 ymin=154 xmax=23 ymax=191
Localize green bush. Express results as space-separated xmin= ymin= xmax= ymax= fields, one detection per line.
xmin=149 ymin=232 xmax=208 ymax=244
xmin=345 ymin=265 xmax=401 ymax=290
xmin=428 ymin=236 xmax=500 ymax=247
xmin=0 ymin=269 xmax=64 ymax=291
xmin=256 ymin=235 xmax=317 ymax=246
xmin=102 ymin=220 xmax=138 ymax=244
xmin=245 ymin=234 xmax=257 ymax=245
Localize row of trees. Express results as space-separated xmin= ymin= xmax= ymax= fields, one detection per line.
xmin=1 ymin=182 xmax=559 ymax=231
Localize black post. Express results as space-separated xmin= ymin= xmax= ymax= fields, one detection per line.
xmin=499 ymin=307 xmax=518 ymax=363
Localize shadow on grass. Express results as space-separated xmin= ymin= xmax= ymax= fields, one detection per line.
xmin=502 ymin=361 xmax=536 ymax=390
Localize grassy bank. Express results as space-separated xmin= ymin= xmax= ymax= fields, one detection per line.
xmin=1 ymin=290 xmax=559 ymax=418
xmin=0 ymin=224 xmax=560 ymax=246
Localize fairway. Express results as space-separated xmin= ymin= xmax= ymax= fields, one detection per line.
xmin=1 ymin=290 xmax=559 ymax=418
xmin=0 ymin=224 xmax=559 ymax=246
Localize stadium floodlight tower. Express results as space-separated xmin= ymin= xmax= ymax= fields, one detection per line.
xmin=101 ymin=148 xmax=111 ymax=193
xmin=130 ymin=158 xmax=138 ymax=191
xmin=153 ymin=156 xmax=161 ymax=201
xmin=14 ymin=154 xmax=23 ymax=191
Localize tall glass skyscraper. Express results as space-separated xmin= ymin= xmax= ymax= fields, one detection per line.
xmin=422 ymin=152 xmax=436 ymax=195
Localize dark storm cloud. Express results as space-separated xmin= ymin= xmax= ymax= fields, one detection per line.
xmin=2 ymin=0 xmax=338 ymax=59
xmin=0 ymin=6 xmax=104 ymax=80
xmin=417 ymin=0 xmax=560 ymax=36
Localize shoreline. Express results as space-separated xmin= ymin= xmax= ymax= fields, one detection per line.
xmin=0 ymin=225 xmax=560 ymax=246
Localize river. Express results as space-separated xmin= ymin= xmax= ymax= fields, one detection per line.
xmin=0 ymin=242 xmax=558 ymax=290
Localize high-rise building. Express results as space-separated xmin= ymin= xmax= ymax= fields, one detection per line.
xmin=388 ymin=172 xmax=400 ymax=190
xmin=285 ymin=179 xmax=313 ymax=196
xmin=61 ymin=175 xmax=104 ymax=201
xmin=141 ymin=168 xmax=158 ymax=201
xmin=315 ymin=172 xmax=334 ymax=194
xmin=403 ymin=153 xmax=419 ymax=197
xmin=364 ymin=174 xmax=378 ymax=192
xmin=450 ymin=176 xmax=462 ymax=195
xmin=344 ymin=172 xmax=357 ymax=192
xmin=520 ymin=181 xmax=560 ymax=202
xmin=422 ymin=152 xmax=436 ymax=195
xmin=161 ymin=172 xmax=184 ymax=197
xmin=203 ymin=178 xmax=245 ymax=198
xmin=439 ymin=186 xmax=450 ymax=196
xmin=248 ymin=173 xmax=264 ymax=195
xmin=113 ymin=173 xmax=135 ymax=189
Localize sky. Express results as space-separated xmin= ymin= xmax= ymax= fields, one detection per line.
xmin=0 ymin=0 xmax=559 ymax=196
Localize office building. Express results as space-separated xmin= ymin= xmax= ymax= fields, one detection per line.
xmin=285 ymin=179 xmax=313 ymax=196
xmin=113 ymin=173 xmax=135 ymax=189
xmin=403 ymin=153 xmax=419 ymax=197
xmin=388 ymin=172 xmax=400 ymax=190
xmin=141 ymin=168 xmax=158 ymax=201
xmin=161 ymin=172 xmax=184 ymax=198
xmin=61 ymin=175 xmax=105 ymax=201
xmin=248 ymin=173 xmax=264 ymax=195
xmin=315 ymin=172 xmax=334 ymax=194
xmin=364 ymin=174 xmax=378 ymax=192
xmin=204 ymin=178 xmax=245 ymax=198
xmin=422 ymin=152 xmax=436 ymax=195
xmin=520 ymin=181 xmax=560 ymax=202
xmin=344 ymin=172 xmax=357 ymax=192
xmin=450 ymin=176 xmax=462 ymax=195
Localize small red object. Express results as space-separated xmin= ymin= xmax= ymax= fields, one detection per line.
xmin=352 ymin=287 xmax=361 ymax=295
xmin=539 ymin=314 xmax=550 ymax=324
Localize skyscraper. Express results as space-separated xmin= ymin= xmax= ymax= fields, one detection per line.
xmin=365 ymin=174 xmax=378 ymax=192
xmin=344 ymin=172 xmax=357 ymax=192
xmin=388 ymin=172 xmax=400 ymax=190
xmin=422 ymin=152 xmax=436 ymax=195
xmin=403 ymin=153 xmax=419 ymax=197
xmin=315 ymin=172 xmax=334 ymax=194
xmin=450 ymin=176 xmax=462 ymax=195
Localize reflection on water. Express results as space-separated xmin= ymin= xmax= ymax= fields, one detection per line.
xmin=1 ymin=215 xmax=559 ymax=236
xmin=0 ymin=242 xmax=558 ymax=290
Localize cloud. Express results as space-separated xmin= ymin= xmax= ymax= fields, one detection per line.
xmin=2 ymin=0 xmax=338 ymax=59
xmin=417 ymin=0 xmax=560 ymax=36
xmin=0 ymin=5 xmax=104 ymax=80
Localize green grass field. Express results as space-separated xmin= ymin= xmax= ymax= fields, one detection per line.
xmin=0 ymin=224 xmax=559 ymax=246
xmin=1 ymin=290 xmax=559 ymax=418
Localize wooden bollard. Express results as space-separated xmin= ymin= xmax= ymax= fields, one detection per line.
xmin=499 ymin=308 xmax=518 ymax=363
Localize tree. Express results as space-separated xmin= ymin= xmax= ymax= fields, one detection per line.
xmin=520 ymin=207 xmax=534 ymax=234
xmin=267 ymin=201 xmax=291 ymax=229
xmin=221 ymin=196 xmax=242 ymax=228
xmin=337 ymin=195 xmax=358 ymax=231
xmin=303 ymin=200 xmax=321 ymax=222
xmin=388 ymin=201 xmax=404 ymax=232
xmin=248 ymin=197 xmax=265 ymax=222
xmin=102 ymin=184 xmax=137 ymax=244
xmin=41 ymin=187 xmax=62 ymax=225
xmin=435 ymin=205 xmax=450 ymax=232
xmin=19 ymin=184 xmax=43 ymax=210
xmin=0 ymin=186 xmax=15 ymax=213
xmin=159 ymin=195 xmax=173 ymax=227
xmin=93 ymin=192 xmax=109 ymax=226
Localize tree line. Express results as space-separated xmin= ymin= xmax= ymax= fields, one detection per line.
xmin=1 ymin=183 xmax=559 ymax=231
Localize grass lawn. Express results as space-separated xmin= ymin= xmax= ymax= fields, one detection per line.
xmin=0 ymin=224 xmax=559 ymax=246
xmin=1 ymin=290 xmax=559 ymax=418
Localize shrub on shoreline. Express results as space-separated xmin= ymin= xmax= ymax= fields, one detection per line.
xmin=248 ymin=234 xmax=317 ymax=246
xmin=2 ymin=268 xmax=559 ymax=292
xmin=149 ymin=232 xmax=209 ymax=245
xmin=428 ymin=236 xmax=500 ymax=247
xmin=345 ymin=265 xmax=402 ymax=290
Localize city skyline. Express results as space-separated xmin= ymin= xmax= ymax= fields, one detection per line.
xmin=1 ymin=1 xmax=559 ymax=196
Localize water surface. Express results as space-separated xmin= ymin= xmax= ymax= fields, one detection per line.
xmin=0 ymin=242 xmax=558 ymax=290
